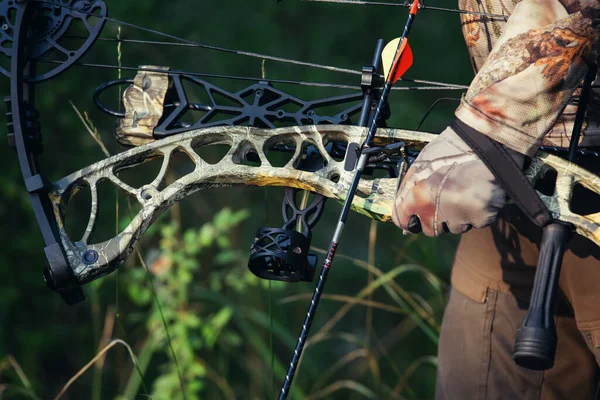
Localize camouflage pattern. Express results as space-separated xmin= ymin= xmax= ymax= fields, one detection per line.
xmin=392 ymin=126 xmax=520 ymax=236
xmin=49 ymin=125 xmax=427 ymax=284
xmin=459 ymin=0 xmax=600 ymax=154
xmin=525 ymin=150 xmax=600 ymax=246
xmin=47 ymin=124 xmax=600 ymax=284
xmin=115 ymin=65 xmax=171 ymax=146
xmin=394 ymin=0 xmax=600 ymax=237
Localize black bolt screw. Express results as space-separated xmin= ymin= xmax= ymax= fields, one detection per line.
xmin=82 ymin=250 xmax=99 ymax=265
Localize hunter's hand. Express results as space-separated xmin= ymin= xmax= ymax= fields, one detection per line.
xmin=392 ymin=126 xmax=522 ymax=237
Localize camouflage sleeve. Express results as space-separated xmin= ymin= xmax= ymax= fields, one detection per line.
xmin=455 ymin=0 xmax=600 ymax=156
xmin=458 ymin=0 xmax=516 ymax=74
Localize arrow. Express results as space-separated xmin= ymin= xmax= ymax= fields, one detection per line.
xmin=278 ymin=1 xmax=421 ymax=399
xmin=382 ymin=0 xmax=418 ymax=83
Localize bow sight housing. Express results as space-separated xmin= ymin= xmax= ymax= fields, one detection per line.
xmin=249 ymin=188 xmax=324 ymax=283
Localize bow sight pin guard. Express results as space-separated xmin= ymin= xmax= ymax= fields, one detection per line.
xmin=248 ymin=187 xmax=325 ymax=282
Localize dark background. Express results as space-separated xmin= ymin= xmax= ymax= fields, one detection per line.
xmin=0 ymin=1 xmax=474 ymax=399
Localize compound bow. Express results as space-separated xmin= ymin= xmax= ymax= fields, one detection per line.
xmin=5 ymin=0 xmax=600 ymax=396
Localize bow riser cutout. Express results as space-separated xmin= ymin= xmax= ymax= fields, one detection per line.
xmin=51 ymin=125 xmax=421 ymax=283
xmin=49 ymin=124 xmax=600 ymax=285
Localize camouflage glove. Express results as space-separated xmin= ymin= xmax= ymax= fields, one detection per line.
xmin=392 ymin=126 xmax=523 ymax=237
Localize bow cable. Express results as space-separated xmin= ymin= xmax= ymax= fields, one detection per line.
xmin=36 ymin=0 xmax=361 ymax=76
xmin=37 ymin=0 xmax=473 ymax=91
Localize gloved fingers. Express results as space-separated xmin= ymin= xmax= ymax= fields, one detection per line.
xmin=392 ymin=126 xmax=510 ymax=238
xmin=441 ymin=218 xmax=474 ymax=234
xmin=394 ymin=170 xmax=505 ymax=236
xmin=393 ymin=179 xmax=434 ymax=233
xmin=393 ymin=184 xmax=445 ymax=237
xmin=404 ymin=215 xmax=472 ymax=236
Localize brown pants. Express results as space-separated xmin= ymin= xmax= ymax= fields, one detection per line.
xmin=436 ymin=287 xmax=599 ymax=399
xmin=436 ymin=198 xmax=600 ymax=399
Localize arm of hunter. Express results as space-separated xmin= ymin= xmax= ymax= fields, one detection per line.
xmin=392 ymin=0 xmax=600 ymax=237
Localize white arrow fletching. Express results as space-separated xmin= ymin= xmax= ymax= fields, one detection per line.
xmin=382 ymin=37 xmax=401 ymax=81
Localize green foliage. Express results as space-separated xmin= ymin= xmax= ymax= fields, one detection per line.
xmin=123 ymin=208 xmax=249 ymax=400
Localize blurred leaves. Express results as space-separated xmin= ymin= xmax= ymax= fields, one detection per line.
xmin=122 ymin=209 xmax=249 ymax=399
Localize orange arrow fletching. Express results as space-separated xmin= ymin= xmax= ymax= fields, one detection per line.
xmin=389 ymin=39 xmax=412 ymax=83
xmin=381 ymin=37 xmax=413 ymax=84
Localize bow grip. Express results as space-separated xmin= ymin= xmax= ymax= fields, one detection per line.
xmin=513 ymin=222 xmax=571 ymax=370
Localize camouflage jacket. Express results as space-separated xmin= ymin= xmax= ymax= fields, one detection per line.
xmin=457 ymin=0 xmax=600 ymax=156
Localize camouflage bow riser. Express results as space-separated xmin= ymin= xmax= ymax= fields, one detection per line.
xmin=49 ymin=122 xmax=600 ymax=285
xmin=50 ymin=124 xmax=427 ymax=284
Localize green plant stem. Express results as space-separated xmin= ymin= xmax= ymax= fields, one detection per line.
xmin=116 ymin=26 xmax=122 ymax=321
xmin=122 ymin=337 xmax=159 ymax=398
xmin=136 ymin=250 xmax=187 ymax=399
xmin=269 ymin=280 xmax=274 ymax=400
xmin=366 ymin=220 xmax=377 ymax=350
xmin=91 ymin=290 xmax=102 ymax=400
xmin=54 ymin=339 xmax=148 ymax=400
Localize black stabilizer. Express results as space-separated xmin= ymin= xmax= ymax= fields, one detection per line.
xmin=513 ymin=64 xmax=596 ymax=371
xmin=513 ymin=223 xmax=571 ymax=370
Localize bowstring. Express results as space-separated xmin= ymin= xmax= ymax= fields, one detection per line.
xmin=36 ymin=0 xmax=360 ymax=75
xmin=35 ymin=0 xmax=470 ymax=91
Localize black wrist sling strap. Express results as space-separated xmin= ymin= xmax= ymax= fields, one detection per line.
xmin=450 ymin=118 xmax=552 ymax=228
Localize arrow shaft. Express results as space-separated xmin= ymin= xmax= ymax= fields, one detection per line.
xmin=278 ymin=108 xmax=379 ymax=400
xmin=278 ymin=3 xmax=419 ymax=399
